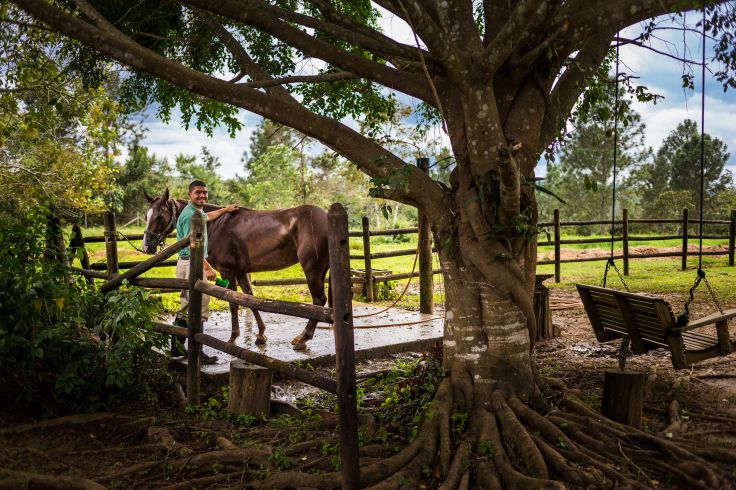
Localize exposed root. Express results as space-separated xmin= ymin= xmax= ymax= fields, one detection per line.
xmin=159 ymin=470 xmax=245 ymax=490
xmin=147 ymin=426 xmax=192 ymax=456
xmin=437 ymin=439 xmax=470 ymax=490
xmin=491 ymin=390 xmax=548 ymax=479
xmin=0 ymin=467 xmax=105 ymax=489
xmin=215 ymin=436 xmax=238 ymax=450
xmin=475 ymin=461 xmax=502 ymax=489
xmin=0 ymin=413 xmax=127 ymax=435
xmin=5 ymin=366 xmax=736 ymax=489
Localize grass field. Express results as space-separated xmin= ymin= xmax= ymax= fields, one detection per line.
xmin=71 ymin=225 xmax=736 ymax=312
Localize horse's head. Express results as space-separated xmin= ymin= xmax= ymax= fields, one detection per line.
xmin=142 ymin=188 xmax=177 ymax=254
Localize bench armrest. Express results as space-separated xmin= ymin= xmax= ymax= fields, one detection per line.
xmin=670 ymin=309 xmax=736 ymax=333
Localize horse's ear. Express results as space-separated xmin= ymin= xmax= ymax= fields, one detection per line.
xmin=163 ymin=187 xmax=170 ymax=202
xmin=144 ymin=190 xmax=154 ymax=203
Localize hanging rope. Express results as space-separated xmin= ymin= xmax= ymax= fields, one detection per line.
xmin=353 ymin=245 xmax=420 ymax=318
xmin=602 ymin=29 xmax=630 ymax=293
xmin=676 ymin=2 xmax=724 ymax=325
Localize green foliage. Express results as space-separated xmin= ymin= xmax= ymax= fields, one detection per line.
xmin=450 ymin=411 xmax=469 ymax=435
xmin=269 ymin=447 xmax=295 ymax=470
xmin=244 ymin=144 xmax=304 ymax=209
xmin=0 ymin=4 xmax=126 ymax=217
xmin=110 ymin=139 xmax=172 ymax=220
xmin=374 ymin=280 xmax=397 ymax=301
xmin=0 ymin=210 xmax=169 ymax=415
xmin=363 ymin=350 xmax=445 ymax=445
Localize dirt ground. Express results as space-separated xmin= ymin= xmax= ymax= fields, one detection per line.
xmin=2 ymin=287 xmax=736 ymax=488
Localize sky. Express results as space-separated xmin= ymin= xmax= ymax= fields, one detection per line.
xmin=127 ymin=8 xmax=736 ymax=181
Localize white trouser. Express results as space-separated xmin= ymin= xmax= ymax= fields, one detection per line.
xmin=175 ymin=258 xmax=210 ymax=321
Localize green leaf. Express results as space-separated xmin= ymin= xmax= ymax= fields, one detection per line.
xmin=524 ymin=178 xmax=567 ymax=204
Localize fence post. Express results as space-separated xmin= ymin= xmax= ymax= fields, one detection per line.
xmin=187 ymin=210 xmax=206 ymax=406
xmin=729 ymin=209 xmax=735 ymax=267
xmin=328 ymin=203 xmax=360 ymax=490
xmin=622 ymin=208 xmax=629 ymax=276
xmin=553 ymin=209 xmax=561 ymax=283
xmin=69 ymin=224 xmax=92 ymax=284
xmin=103 ymin=212 xmax=119 ymax=279
xmin=417 ymin=157 xmax=434 ymax=314
xmin=361 ymin=216 xmax=373 ymax=301
xmin=682 ymin=208 xmax=689 ymax=271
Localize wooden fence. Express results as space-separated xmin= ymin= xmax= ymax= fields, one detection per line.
xmin=71 ymin=204 xmax=361 ymax=489
xmin=75 ymin=207 xmax=736 ymax=311
xmin=540 ymin=208 xmax=736 ymax=282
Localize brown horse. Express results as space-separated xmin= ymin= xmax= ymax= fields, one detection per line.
xmin=142 ymin=189 xmax=330 ymax=350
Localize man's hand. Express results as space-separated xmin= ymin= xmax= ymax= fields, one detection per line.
xmin=204 ymin=264 xmax=217 ymax=281
xmin=206 ymin=204 xmax=239 ymax=221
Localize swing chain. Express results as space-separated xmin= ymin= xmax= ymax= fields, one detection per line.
xmin=602 ymin=257 xmax=630 ymax=292
xmin=677 ymin=269 xmax=724 ymax=326
xmin=702 ymin=271 xmax=724 ymax=315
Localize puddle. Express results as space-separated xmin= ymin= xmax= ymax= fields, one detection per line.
xmin=169 ymin=301 xmax=443 ymax=404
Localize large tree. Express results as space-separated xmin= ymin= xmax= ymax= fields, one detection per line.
xmin=9 ymin=0 xmax=736 ymax=487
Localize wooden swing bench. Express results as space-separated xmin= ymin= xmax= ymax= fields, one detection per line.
xmin=576 ymin=284 xmax=736 ymax=369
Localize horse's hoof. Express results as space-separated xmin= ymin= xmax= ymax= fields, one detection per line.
xmin=255 ymin=335 xmax=267 ymax=345
xmin=292 ymin=342 xmax=307 ymax=351
xmin=290 ymin=337 xmax=303 ymax=346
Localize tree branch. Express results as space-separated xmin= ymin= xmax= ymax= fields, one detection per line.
xmin=196 ymin=9 xmax=293 ymax=100
xmin=375 ymin=0 xmax=457 ymax=71
xmin=615 ymin=36 xmax=705 ymax=66
xmin=539 ymin=32 xmax=615 ymax=150
xmin=554 ymin=0 xmax=708 ymax=54
xmin=241 ymin=71 xmax=357 ymax=89
xmin=182 ymin=0 xmax=436 ymax=103
xmin=485 ymin=0 xmax=547 ymax=74
xmin=303 ymin=0 xmax=439 ymax=67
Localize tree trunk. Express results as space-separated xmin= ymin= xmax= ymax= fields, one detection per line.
xmin=439 ymin=251 xmax=535 ymax=403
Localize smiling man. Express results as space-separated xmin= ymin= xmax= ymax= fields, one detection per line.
xmin=172 ymin=179 xmax=238 ymax=363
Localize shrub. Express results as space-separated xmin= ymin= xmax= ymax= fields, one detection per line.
xmin=0 ymin=210 xmax=169 ymax=415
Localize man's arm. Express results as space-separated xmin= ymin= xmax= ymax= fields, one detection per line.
xmin=206 ymin=204 xmax=239 ymax=221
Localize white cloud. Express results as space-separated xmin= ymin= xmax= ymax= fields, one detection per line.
xmin=119 ymin=109 xmax=260 ymax=179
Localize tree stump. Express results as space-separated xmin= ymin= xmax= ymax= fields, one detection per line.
xmin=601 ymin=369 xmax=646 ymax=429
xmin=227 ymin=360 xmax=272 ymax=418
xmin=534 ymin=274 xmax=556 ymax=341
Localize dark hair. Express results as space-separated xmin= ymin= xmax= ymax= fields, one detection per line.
xmin=188 ymin=180 xmax=207 ymax=192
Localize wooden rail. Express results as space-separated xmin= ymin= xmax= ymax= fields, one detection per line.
xmin=75 ymin=206 xmax=736 ymax=294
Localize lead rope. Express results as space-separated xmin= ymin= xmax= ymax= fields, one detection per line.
xmin=353 ymin=242 xmax=421 ymax=318
xmin=676 ymin=4 xmax=723 ymax=326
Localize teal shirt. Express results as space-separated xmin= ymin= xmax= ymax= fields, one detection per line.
xmin=177 ymin=202 xmax=208 ymax=258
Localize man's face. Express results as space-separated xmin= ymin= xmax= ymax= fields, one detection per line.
xmin=189 ymin=185 xmax=208 ymax=207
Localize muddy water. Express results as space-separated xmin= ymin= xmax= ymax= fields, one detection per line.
xmin=172 ymin=301 xmax=444 ymax=405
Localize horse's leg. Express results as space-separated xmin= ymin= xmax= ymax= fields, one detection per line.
xmin=237 ymin=273 xmax=268 ymax=345
xmin=291 ymin=265 xmax=328 ymax=351
xmin=220 ymin=269 xmax=240 ymax=343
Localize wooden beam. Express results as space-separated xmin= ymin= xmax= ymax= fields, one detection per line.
xmin=100 ymin=236 xmax=190 ymax=292
xmin=328 ymin=203 xmax=360 ymax=490
xmin=195 ymin=280 xmax=332 ymax=323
